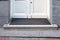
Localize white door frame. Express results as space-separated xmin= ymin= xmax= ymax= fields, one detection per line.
xmin=47 ymin=0 xmax=52 ymax=24
xmin=10 ymin=0 xmax=52 ymax=24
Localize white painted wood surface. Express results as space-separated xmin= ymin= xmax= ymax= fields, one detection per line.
xmin=10 ymin=0 xmax=50 ymax=18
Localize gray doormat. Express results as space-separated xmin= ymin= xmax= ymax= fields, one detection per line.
xmin=10 ymin=18 xmax=50 ymax=25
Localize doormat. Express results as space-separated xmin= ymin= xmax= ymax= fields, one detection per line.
xmin=10 ymin=18 xmax=51 ymax=25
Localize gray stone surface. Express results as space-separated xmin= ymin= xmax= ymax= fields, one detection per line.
xmin=52 ymin=7 xmax=60 ymax=16
xmin=0 ymin=28 xmax=59 ymax=37
xmin=53 ymin=0 xmax=60 ymax=6
xmin=52 ymin=16 xmax=60 ymax=27
xmin=0 ymin=17 xmax=8 ymax=26
xmin=0 ymin=1 xmax=9 ymax=16
xmin=52 ymin=0 xmax=60 ymax=27
xmin=0 ymin=1 xmax=9 ymax=26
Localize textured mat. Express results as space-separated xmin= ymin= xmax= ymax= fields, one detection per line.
xmin=10 ymin=18 xmax=50 ymax=25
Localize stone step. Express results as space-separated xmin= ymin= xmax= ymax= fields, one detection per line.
xmin=3 ymin=24 xmax=58 ymax=30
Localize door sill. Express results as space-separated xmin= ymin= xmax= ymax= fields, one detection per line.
xmin=3 ymin=18 xmax=58 ymax=30
xmin=3 ymin=24 xmax=58 ymax=30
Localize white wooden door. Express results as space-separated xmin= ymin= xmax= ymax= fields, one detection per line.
xmin=10 ymin=0 xmax=31 ymax=18
xmin=10 ymin=0 xmax=50 ymax=18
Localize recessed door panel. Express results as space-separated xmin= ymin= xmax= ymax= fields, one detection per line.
xmin=11 ymin=0 xmax=31 ymax=18
xmin=31 ymin=0 xmax=48 ymax=18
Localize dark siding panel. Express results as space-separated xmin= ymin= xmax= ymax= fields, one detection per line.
xmin=0 ymin=17 xmax=8 ymax=26
xmin=0 ymin=1 xmax=8 ymax=26
xmin=52 ymin=0 xmax=60 ymax=27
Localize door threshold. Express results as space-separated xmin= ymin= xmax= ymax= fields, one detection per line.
xmin=3 ymin=18 xmax=58 ymax=30
xmin=3 ymin=24 xmax=58 ymax=30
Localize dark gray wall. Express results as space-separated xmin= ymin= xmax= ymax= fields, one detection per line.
xmin=0 ymin=0 xmax=60 ymax=27
xmin=0 ymin=1 xmax=8 ymax=26
xmin=52 ymin=0 xmax=60 ymax=27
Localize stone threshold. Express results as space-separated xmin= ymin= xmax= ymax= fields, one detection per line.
xmin=3 ymin=24 xmax=58 ymax=30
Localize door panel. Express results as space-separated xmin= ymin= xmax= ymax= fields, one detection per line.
xmin=14 ymin=1 xmax=26 ymax=13
xmin=12 ymin=0 xmax=31 ymax=18
xmin=32 ymin=0 xmax=48 ymax=18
